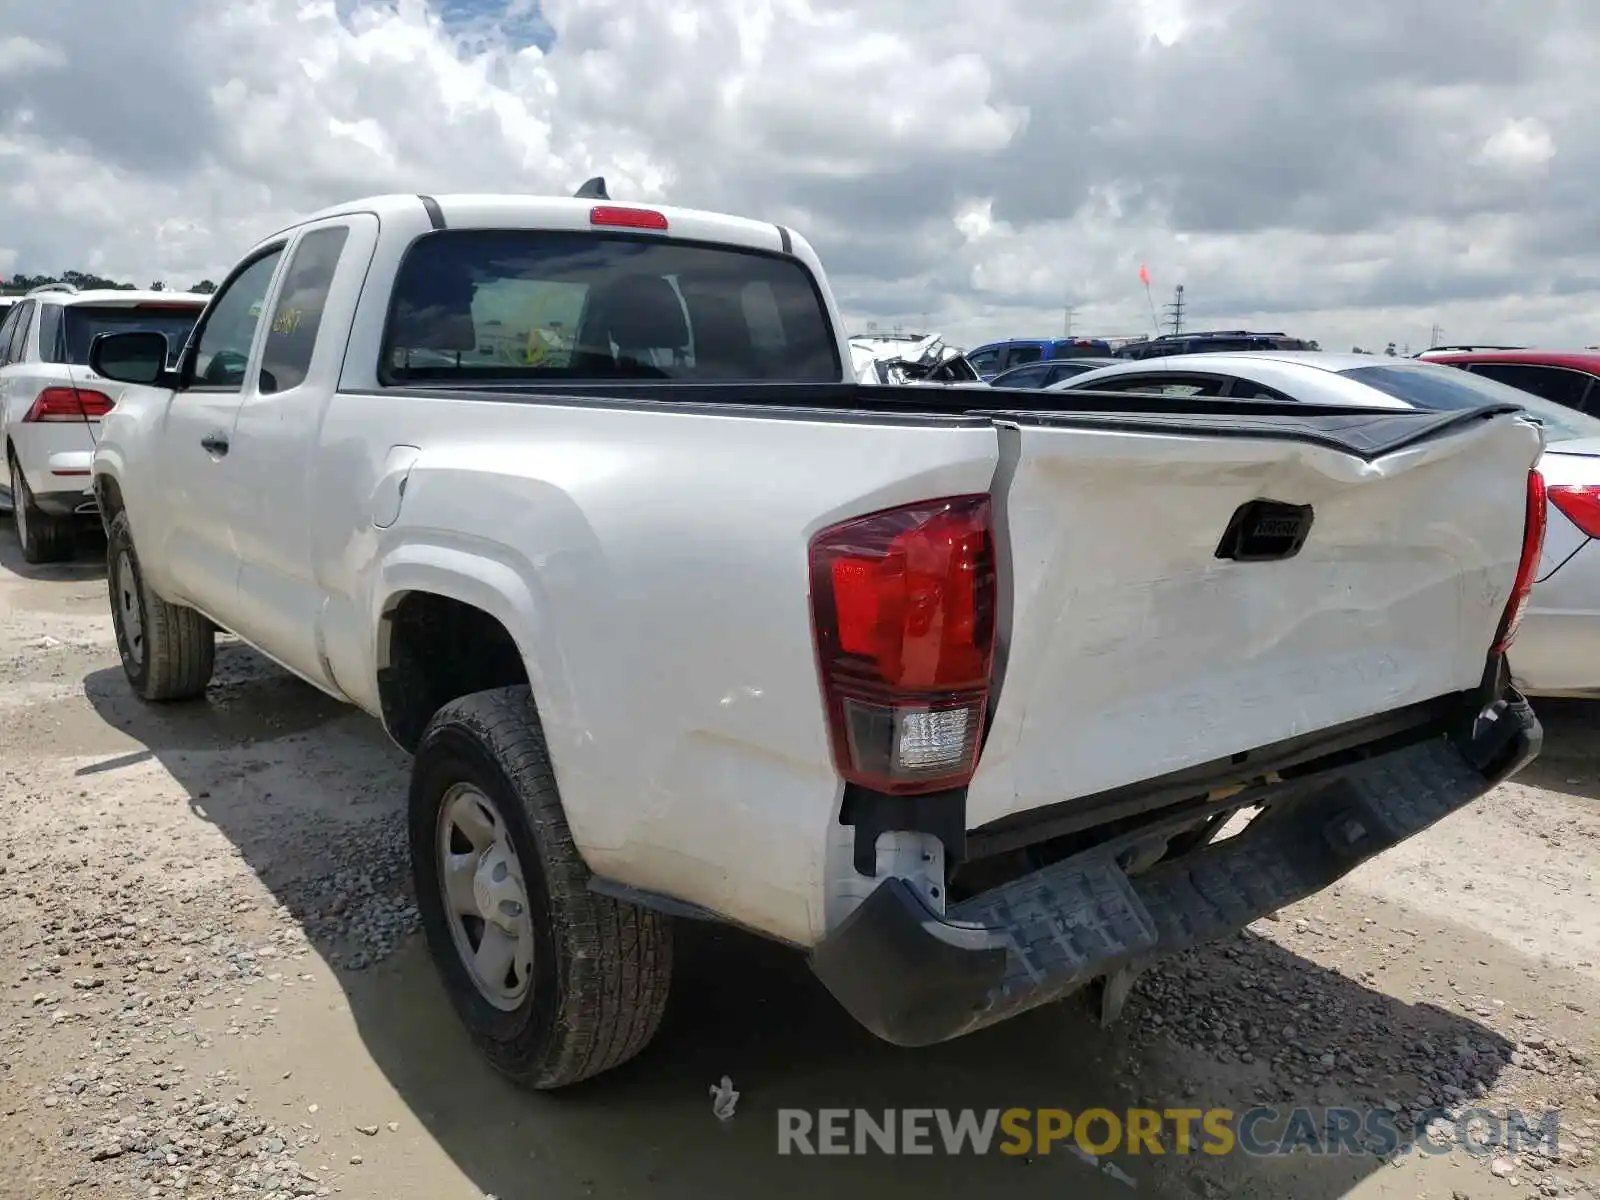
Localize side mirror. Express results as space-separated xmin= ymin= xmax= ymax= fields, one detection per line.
xmin=89 ymin=330 xmax=173 ymax=386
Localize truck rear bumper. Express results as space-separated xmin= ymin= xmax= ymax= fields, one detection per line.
xmin=809 ymin=694 xmax=1541 ymax=1047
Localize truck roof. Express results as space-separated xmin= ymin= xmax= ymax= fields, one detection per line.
xmin=268 ymin=192 xmax=803 ymax=259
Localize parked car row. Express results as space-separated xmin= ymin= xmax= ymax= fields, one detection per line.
xmin=966 ymin=337 xmax=1114 ymax=381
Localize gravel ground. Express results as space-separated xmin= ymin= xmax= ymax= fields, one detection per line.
xmin=1 ymin=526 xmax=1598 ymax=1200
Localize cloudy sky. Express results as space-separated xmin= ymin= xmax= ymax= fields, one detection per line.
xmin=0 ymin=0 xmax=1593 ymax=353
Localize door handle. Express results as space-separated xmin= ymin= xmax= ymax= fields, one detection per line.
xmin=201 ymin=432 xmax=229 ymax=457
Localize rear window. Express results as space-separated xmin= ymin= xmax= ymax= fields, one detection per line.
xmin=380 ymin=230 xmax=841 ymax=383
xmin=1047 ymin=362 xmax=1099 ymax=381
xmin=48 ymin=304 xmax=204 ymax=367
xmin=1340 ymin=362 xmax=1600 ymax=442
xmin=1116 ymin=341 xmax=1163 ymax=359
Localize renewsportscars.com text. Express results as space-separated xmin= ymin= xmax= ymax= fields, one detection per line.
xmin=776 ymin=1106 xmax=1561 ymax=1158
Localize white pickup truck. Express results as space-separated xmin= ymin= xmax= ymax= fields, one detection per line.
xmin=89 ymin=185 xmax=1548 ymax=1090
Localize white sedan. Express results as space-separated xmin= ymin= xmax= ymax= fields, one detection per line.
xmin=1047 ymin=352 xmax=1600 ymax=698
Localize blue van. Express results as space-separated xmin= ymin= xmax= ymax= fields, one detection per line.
xmin=965 ymin=337 xmax=1115 ymax=382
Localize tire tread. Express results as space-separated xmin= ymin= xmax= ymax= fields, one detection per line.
xmin=415 ymin=686 xmax=672 ymax=1089
xmin=10 ymin=457 xmax=75 ymax=564
xmin=107 ymin=511 xmax=215 ymax=701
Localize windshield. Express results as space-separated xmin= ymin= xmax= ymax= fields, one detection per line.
xmin=51 ymin=304 xmax=204 ymax=368
xmin=381 ymin=229 xmax=841 ymax=383
xmin=1339 ymin=362 xmax=1600 ymax=443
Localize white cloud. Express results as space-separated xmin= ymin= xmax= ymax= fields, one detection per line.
xmin=0 ymin=36 xmax=66 ymax=75
xmin=1 ymin=0 xmax=1598 ymax=353
xmin=1475 ymin=117 xmax=1557 ymax=174
xmin=1136 ymin=0 xmax=1192 ymax=45
xmin=954 ymin=200 xmax=995 ymax=242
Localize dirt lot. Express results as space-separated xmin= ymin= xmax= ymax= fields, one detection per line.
xmin=1 ymin=527 xmax=1598 ymax=1200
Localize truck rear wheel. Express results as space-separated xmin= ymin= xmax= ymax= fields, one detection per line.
xmin=106 ymin=511 xmax=216 ymax=701
xmin=409 ymin=685 xmax=673 ymax=1089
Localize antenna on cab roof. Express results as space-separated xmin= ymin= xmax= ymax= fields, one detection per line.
xmin=573 ymin=177 xmax=609 ymax=200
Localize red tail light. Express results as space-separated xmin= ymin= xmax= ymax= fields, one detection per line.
xmin=590 ymin=205 xmax=668 ymax=231
xmin=1492 ymin=469 xmax=1548 ymax=653
xmin=1548 ymin=483 xmax=1600 ymax=539
xmin=809 ymin=495 xmax=997 ymax=794
xmin=22 ymin=387 xmax=113 ymax=423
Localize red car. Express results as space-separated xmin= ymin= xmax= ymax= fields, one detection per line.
xmin=1417 ymin=346 xmax=1600 ymax=414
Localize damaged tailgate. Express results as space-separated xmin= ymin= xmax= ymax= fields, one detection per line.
xmin=965 ymin=398 xmax=1544 ymax=828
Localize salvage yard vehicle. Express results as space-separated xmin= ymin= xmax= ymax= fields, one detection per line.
xmin=849 ymin=331 xmax=981 ymax=386
xmin=89 ymin=186 xmax=1548 ymax=1090
xmin=0 ymin=283 xmax=208 ymax=562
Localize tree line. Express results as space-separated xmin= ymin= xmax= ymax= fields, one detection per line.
xmin=1 ymin=270 xmax=216 ymax=296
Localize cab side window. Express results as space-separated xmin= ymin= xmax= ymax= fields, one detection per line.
xmin=259 ymin=226 xmax=351 ymax=394
xmin=189 ymin=248 xmax=285 ymax=391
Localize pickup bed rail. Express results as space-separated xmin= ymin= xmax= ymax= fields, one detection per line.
xmin=355 ymin=381 xmax=1523 ymax=459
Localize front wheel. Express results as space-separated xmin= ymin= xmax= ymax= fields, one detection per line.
xmin=106 ymin=511 xmax=216 ymax=701
xmin=409 ymin=685 xmax=673 ymax=1089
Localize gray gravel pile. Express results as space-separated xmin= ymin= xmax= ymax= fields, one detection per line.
xmin=264 ymin=816 xmax=420 ymax=972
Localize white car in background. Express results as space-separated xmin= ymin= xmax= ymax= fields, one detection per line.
xmin=0 ymin=284 xmax=208 ymax=562
xmin=1047 ymin=352 xmax=1600 ymax=697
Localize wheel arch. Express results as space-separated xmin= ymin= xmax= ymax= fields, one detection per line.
xmin=93 ymin=471 xmax=126 ymax=534
xmin=371 ymin=550 xmax=574 ymax=757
